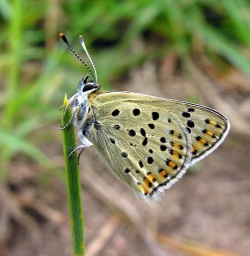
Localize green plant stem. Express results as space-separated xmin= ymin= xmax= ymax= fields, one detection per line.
xmin=61 ymin=95 xmax=85 ymax=256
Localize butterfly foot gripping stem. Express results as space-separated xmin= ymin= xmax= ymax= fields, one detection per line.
xmin=68 ymin=135 xmax=93 ymax=164
xmin=67 ymin=145 xmax=85 ymax=158
xmin=68 ymin=145 xmax=85 ymax=165
xmin=68 ymin=145 xmax=86 ymax=165
xmin=60 ymin=122 xmax=71 ymax=130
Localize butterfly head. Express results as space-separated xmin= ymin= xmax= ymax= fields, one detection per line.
xmin=77 ymin=74 xmax=99 ymax=95
xmin=60 ymin=33 xmax=101 ymax=127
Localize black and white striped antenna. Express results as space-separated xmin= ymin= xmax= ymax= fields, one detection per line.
xmin=60 ymin=33 xmax=98 ymax=84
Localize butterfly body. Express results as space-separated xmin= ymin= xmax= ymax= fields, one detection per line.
xmin=60 ymin=33 xmax=230 ymax=203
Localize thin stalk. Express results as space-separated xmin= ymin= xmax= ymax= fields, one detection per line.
xmin=61 ymin=95 xmax=85 ymax=256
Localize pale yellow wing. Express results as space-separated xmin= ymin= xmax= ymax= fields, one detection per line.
xmin=85 ymin=92 xmax=229 ymax=202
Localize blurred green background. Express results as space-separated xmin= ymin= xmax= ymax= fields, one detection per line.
xmin=0 ymin=0 xmax=250 ymax=256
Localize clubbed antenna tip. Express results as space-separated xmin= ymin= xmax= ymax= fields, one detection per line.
xmin=59 ymin=33 xmax=68 ymax=44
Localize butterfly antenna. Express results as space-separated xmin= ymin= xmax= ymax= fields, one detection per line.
xmin=79 ymin=35 xmax=98 ymax=85
xmin=60 ymin=33 xmax=96 ymax=83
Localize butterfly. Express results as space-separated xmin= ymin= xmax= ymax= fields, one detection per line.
xmin=60 ymin=33 xmax=230 ymax=203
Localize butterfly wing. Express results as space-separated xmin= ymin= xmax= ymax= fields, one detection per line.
xmin=84 ymin=92 xmax=230 ymax=202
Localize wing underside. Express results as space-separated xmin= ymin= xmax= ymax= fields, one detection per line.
xmin=83 ymin=92 xmax=229 ymax=202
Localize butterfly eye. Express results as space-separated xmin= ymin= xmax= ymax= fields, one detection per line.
xmin=78 ymin=75 xmax=98 ymax=92
xmin=82 ymin=82 xmax=97 ymax=92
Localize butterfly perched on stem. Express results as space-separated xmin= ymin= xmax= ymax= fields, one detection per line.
xmin=60 ymin=33 xmax=230 ymax=204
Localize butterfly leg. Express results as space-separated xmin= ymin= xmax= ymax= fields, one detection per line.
xmin=60 ymin=106 xmax=80 ymax=130
xmin=67 ymin=145 xmax=85 ymax=165
xmin=78 ymin=130 xmax=93 ymax=149
xmin=68 ymin=138 xmax=92 ymax=157
xmin=68 ymin=145 xmax=85 ymax=158
xmin=77 ymin=148 xmax=85 ymax=164
xmin=67 ymin=146 xmax=85 ymax=165
xmin=68 ymin=131 xmax=93 ymax=164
